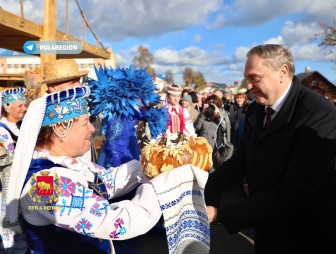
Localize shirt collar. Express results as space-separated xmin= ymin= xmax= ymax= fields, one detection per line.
xmin=267 ymin=81 xmax=292 ymax=114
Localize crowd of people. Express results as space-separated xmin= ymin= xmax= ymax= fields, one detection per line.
xmin=0 ymin=44 xmax=336 ymax=254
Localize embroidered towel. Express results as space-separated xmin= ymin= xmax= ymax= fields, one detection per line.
xmin=150 ymin=165 xmax=210 ymax=254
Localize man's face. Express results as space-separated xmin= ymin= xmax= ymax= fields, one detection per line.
xmin=48 ymin=78 xmax=81 ymax=93
xmin=244 ymin=54 xmax=290 ymax=107
xmin=167 ymin=93 xmax=181 ymax=106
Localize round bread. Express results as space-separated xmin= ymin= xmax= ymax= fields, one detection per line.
xmin=141 ymin=136 xmax=213 ymax=178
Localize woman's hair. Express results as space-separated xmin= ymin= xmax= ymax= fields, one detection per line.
xmin=1 ymin=105 xmax=8 ymax=117
xmin=36 ymin=126 xmax=55 ymax=148
xmin=247 ymin=44 xmax=295 ymax=78
xmin=36 ymin=118 xmax=79 ymax=148
xmin=204 ymin=94 xmax=222 ymax=108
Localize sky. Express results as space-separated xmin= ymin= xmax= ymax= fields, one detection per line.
xmin=1 ymin=0 xmax=336 ymax=86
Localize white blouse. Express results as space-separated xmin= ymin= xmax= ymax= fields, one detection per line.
xmin=19 ymin=150 xmax=162 ymax=241
xmin=0 ymin=117 xmax=18 ymax=157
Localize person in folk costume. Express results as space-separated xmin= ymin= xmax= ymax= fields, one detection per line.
xmin=165 ymin=85 xmax=196 ymax=136
xmin=0 ymin=88 xmax=28 ymax=253
xmin=4 ymin=86 xmax=163 ymax=254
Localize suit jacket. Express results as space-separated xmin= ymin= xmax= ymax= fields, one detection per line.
xmin=205 ymin=77 xmax=336 ymax=254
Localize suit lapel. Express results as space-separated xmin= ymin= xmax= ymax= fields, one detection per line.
xmin=248 ymin=77 xmax=301 ymax=139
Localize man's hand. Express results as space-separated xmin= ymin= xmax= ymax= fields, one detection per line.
xmin=206 ymin=206 xmax=217 ymax=223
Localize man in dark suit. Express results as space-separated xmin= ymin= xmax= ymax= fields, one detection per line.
xmin=205 ymin=44 xmax=336 ymax=254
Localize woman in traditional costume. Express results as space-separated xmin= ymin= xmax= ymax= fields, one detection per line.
xmin=165 ymin=85 xmax=196 ymax=136
xmin=5 ymin=86 xmax=163 ymax=253
xmin=0 ymin=87 xmax=27 ymax=253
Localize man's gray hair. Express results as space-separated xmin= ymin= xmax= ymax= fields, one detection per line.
xmin=247 ymin=44 xmax=295 ymax=78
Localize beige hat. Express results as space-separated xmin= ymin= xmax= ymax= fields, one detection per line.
xmin=42 ymin=59 xmax=88 ymax=84
xmin=235 ymin=88 xmax=247 ymax=95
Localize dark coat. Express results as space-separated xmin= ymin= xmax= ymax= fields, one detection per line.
xmin=205 ymin=77 xmax=336 ymax=254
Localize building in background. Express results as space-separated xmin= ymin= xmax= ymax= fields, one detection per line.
xmin=297 ymin=67 xmax=336 ymax=103
xmin=0 ymin=49 xmax=116 ymax=99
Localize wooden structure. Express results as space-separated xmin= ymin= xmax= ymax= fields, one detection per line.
xmin=0 ymin=0 xmax=110 ymax=72
xmin=297 ymin=70 xmax=336 ymax=102
xmin=0 ymin=74 xmax=24 ymax=92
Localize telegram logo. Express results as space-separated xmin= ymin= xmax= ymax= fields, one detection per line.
xmin=23 ymin=41 xmax=82 ymax=55
xmin=23 ymin=41 xmax=37 ymax=54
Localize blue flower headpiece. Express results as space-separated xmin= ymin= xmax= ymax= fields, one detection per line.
xmin=1 ymin=87 xmax=27 ymax=105
xmin=42 ymin=86 xmax=90 ymax=127
xmin=88 ymin=65 xmax=160 ymax=121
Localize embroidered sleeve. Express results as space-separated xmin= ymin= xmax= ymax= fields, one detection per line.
xmin=93 ymin=160 xmax=146 ymax=199
xmin=20 ymin=170 xmax=161 ymax=240
xmin=183 ymin=109 xmax=196 ymax=136
xmin=0 ymin=128 xmax=15 ymax=166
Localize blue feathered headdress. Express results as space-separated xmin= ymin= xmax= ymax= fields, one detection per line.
xmin=88 ymin=65 xmax=168 ymax=139
xmin=89 ymin=65 xmax=160 ymax=120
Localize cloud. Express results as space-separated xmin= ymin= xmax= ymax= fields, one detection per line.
xmin=85 ymin=0 xmax=222 ymax=41
xmin=154 ymin=46 xmax=212 ymax=66
xmin=214 ymin=0 xmax=336 ymax=27
xmin=281 ymin=21 xmax=321 ymax=47
xmin=290 ymin=44 xmax=326 ymax=61
xmin=234 ymin=46 xmax=249 ymax=61
xmin=114 ymin=45 xmax=238 ymax=84
xmin=263 ymin=36 xmax=284 ymax=45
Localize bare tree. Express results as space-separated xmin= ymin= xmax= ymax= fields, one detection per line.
xmin=132 ymin=46 xmax=156 ymax=77
xmin=318 ymin=20 xmax=336 ymax=61
xmin=147 ymin=66 xmax=156 ymax=79
xmin=165 ymin=70 xmax=174 ymax=84
xmin=193 ymin=71 xmax=206 ymax=91
xmin=183 ymin=67 xmax=194 ymax=86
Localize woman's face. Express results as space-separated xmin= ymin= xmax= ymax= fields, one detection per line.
xmin=181 ymin=100 xmax=190 ymax=108
xmin=57 ymin=114 xmax=95 ymax=158
xmin=6 ymin=101 xmax=27 ymax=123
xmin=235 ymin=95 xmax=246 ymax=107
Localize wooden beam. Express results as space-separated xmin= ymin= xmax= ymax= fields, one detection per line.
xmin=0 ymin=9 xmax=43 ymax=37
xmin=41 ymin=0 xmax=57 ymax=69
xmin=0 ymin=74 xmax=24 ymax=81
xmin=0 ymin=36 xmax=38 ymax=51
xmin=55 ymin=32 xmax=110 ymax=59
xmin=0 ymin=6 xmax=110 ymax=60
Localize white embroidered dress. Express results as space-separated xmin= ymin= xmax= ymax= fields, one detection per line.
xmin=167 ymin=105 xmax=196 ymax=136
xmin=19 ymin=150 xmax=161 ymax=251
xmin=0 ymin=117 xmax=26 ymax=253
